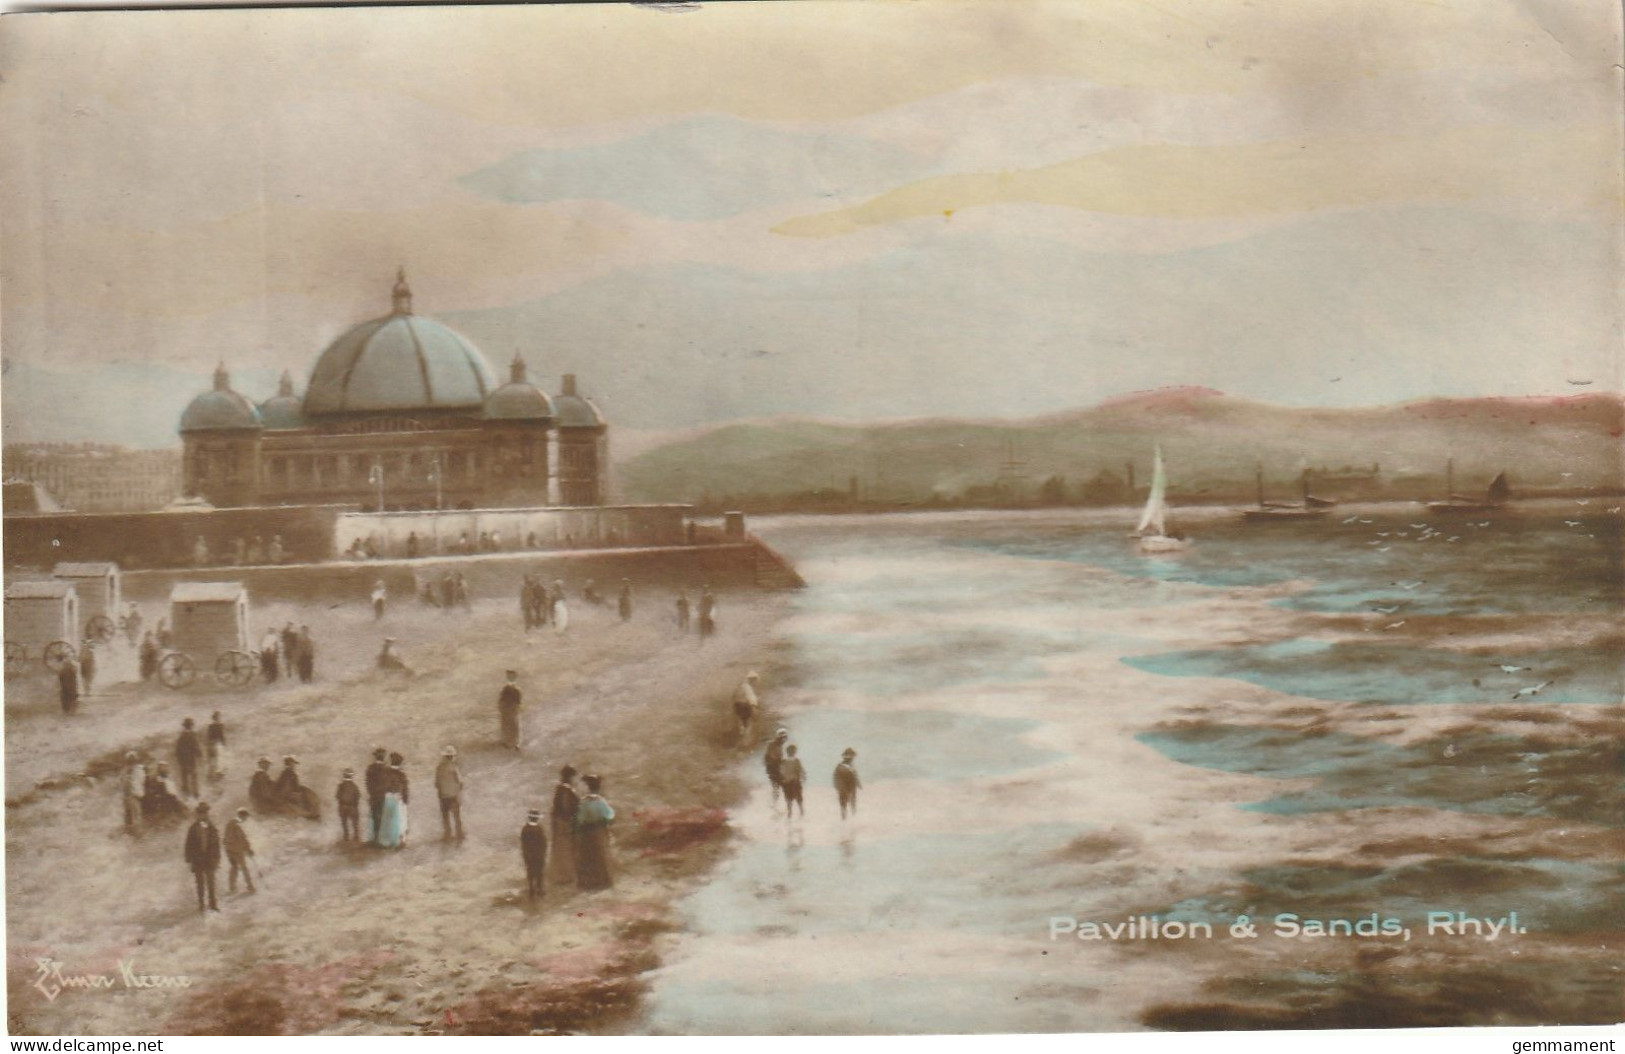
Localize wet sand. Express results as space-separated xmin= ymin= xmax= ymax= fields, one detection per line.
xmin=5 ymin=588 xmax=789 ymax=1035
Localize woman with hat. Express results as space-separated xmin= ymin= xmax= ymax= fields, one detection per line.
xmin=573 ymin=775 xmax=615 ymax=890
xmin=834 ymin=748 xmax=862 ymax=819
xmin=376 ymin=752 xmax=410 ymax=849
xmin=548 ymin=766 xmax=581 ymax=886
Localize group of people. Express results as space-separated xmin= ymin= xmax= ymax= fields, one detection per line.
xmin=183 ymin=802 xmax=259 ymax=911
xmin=519 ymin=575 xmax=569 ymax=632
xmin=679 ymin=586 xmax=719 ymax=638
xmin=344 ymin=748 xmax=414 ymax=848
xmin=249 ymin=755 xmax=322 ymax=820
xmin=419 ymin=571 xmax=472 ymax=611
xmin=192 ymin=534 xmax=288 ymax=568
xmin=258 ymin=622 xmax=316 ymax=684
xmin=521 ymin=767 xmax=616 ymax=899
xmin=122 ymin=713 xmax=227 ymax=834
xmin=763 ymin=729 xmax=864 ymax=821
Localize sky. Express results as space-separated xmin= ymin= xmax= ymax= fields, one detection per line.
xmin=1 ymin=0 xmax=1620 ymax=448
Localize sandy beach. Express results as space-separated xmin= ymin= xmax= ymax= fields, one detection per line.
xmin=5 ymin=585 xmax=790 ymax=1035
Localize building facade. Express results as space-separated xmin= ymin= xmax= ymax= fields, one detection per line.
xmin=179 ymin=272 xmax=609 ymax=510
xmin=2 ymin=443 xmax=182 ymax=512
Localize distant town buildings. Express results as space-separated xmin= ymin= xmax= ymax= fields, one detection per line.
xmin=178 ymin=271 xmax=610 ymax=510
xmin=2 ymin=442 xmax=182 ymax=512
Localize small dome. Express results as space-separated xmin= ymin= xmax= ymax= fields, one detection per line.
xmin=181 ymin=364 xmax=263 ymax=432
xmin=303 ymin=271 xmax=496 ymax=415
xmin=259 ymin=371 xmax=306 ymax=429
xmin=554 ymin=373 xmax=606 ymax=428
xmin=485 ymin=354 xmax=555 ymax=421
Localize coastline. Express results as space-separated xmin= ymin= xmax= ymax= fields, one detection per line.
xmin=5 ymin=587 xmax=793 ymax=1035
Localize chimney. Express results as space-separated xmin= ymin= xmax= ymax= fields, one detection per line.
xmin=561 ymin=374 xmax=578 ymax=397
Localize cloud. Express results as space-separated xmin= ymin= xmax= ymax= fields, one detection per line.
xmin=458 ymin=114 xmax=931 ymax=221
xmin=774 ymin=124 xmax=1619 ymax=237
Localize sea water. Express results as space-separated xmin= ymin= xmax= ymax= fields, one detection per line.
xmin=639 ymin=505 xmax=1622 ymax=1033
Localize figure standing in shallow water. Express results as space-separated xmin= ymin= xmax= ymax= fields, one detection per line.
xmin=779 ymin=744 xmax=806 ymax=819
xmin=834 ymin=748 xmax=862 ymax=819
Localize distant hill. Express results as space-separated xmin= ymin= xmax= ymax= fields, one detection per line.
xmin=613 ymin=389 xmax=1624 ymax=509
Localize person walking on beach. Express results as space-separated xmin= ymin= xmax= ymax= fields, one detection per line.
xmin=57 ymin=654 xmax=80 ymax=715
xmin=336 ymin=768 xmax=362 ymax=842
xmin=497 ymin=670 xmax=523 ymax=750
xmin=79 ymin=642 xmax=97 ymax=697
xmin=371 ymin=580 xmax=387 ymax=620
xmin=260 ymin=628 xmax=280 ymax=683
xmin=139 ymin=631 xmax=160 ymax=682
xmin=548 ymin=766 xmax=580 ymax=887
xmin=520 ymin=809 xmax=548 ymax=900
xmin=436 ymin=746 xmax=465 ymax=842
xmin=183 ymin=802 xmax=221 ymax=913
xmin=574 ymin=775 xmax=615 ymax=891
xmin=732 ymin=672 xmax=760 ymax=741
xmin=205 ymin=711 xmax=227 ymax=780
xmin=834 ymin=748 xmax=862 ymax=819
xmin=365 ymin=748 xmax=389 ymax=840
xmin=296 ymin=625 xmax=315 ymax=683
xmin=617 ymin=579 xmax=634 ymax=623
xmin=224 ymin=808 xmax=256 ymax=894
xmin=779 ymin=744 xmax=806 ymax=819
xmin=763 ymin=729 xmax=788 ymax=809
xmin=175 ymin=718 xmax=203 ymax=798
xmin=697 ymin=585 xmax=717 ymax=639
xmin=675 ymin=591 xmax=690 ymax=632
xmin=122 ymin=752 xmax=146 ymax=835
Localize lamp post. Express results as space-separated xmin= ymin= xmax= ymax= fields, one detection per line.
xmin=369 ymin=457 xmax=385 ymax=513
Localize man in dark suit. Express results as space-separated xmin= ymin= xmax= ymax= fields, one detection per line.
xmin=57 ymin=656 xmax=79 ymax=715
xmin=184 ymin=802 xmax=221 ymax=912
xmin=364 ymin=747 xmax=389 ymax=841
xmin=175 ymin=718 xmax=202 ymax=798
xmin=520 ymin=809 xmax=547 ymax=900
xmin=497 ymin=671 xmax=522 ymax=750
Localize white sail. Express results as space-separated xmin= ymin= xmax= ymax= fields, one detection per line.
xmin=1135 ymin=445 xmax=1167 ymax=537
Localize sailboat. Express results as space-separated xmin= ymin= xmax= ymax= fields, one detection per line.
xmin=1242 ymin=462 xmax=1332 ymax=522
xmin=1426 ymin=459 xmax=1510 ymax=514
xmin=1133 ymin=445 xmax=1191 ymax=553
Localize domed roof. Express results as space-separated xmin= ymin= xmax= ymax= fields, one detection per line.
xmin=181 ymin=365 xmax=263 ymax=432
xmin=554 ymin=373 xmax=607 ymax=428
xmin=303 ymin=271 xmax=496 ymax=416
xmin=485 ymin=355 xmax=556 ymax=421
xmin=258 ymin=371 xmax=306 ymax=430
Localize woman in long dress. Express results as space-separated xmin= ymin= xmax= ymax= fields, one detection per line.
xmin=547 ymin=766 xmax=580 ymax=885
xmin=376 ymin=753 xmax=410 ymax=849
xmin=573 ymin=774 xmax=614 ymax=890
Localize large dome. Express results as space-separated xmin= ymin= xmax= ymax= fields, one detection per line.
xmin=303 ymin=272 xmax=496 ymax=416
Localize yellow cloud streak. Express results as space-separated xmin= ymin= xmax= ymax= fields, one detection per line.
xmin=773 ymin=124 xmax=1620 ymax=237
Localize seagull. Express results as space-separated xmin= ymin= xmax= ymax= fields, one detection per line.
xmin=1396 ymin=581 xmax=1423 ymax=590
xmin=1384 ymin=620 xmax=1406 ymax=630
xmin=1561 ymin=472 xmax=1574 ymax=478
xmin=1358 ymin=519 xmax=1373 ymax=524
xmin=1565 ymin=521 xmax=1583 ymax=527
xmin=1376 ymin=531 xmax=1390 ymax=537
xmin=1576 ymin=499 xmax=1589 ymax=506
xmin=1371 ymin=605 xmax=1400 ymax=614
xmin=1447 ymin=536 xmax=1459 ymax=542
xmin=1497 ymin=665 xmax=1530 ymax=673
xmin=1343 ymin=515 xmax=1360 ymax=524
xmin=1410 ymin=523 xmax=1427 ymax=530
xmin=1376 ymin=545 xmax=1391 ymax=552
xmin=1511 ymin=681 xmax=1551 ymax=700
